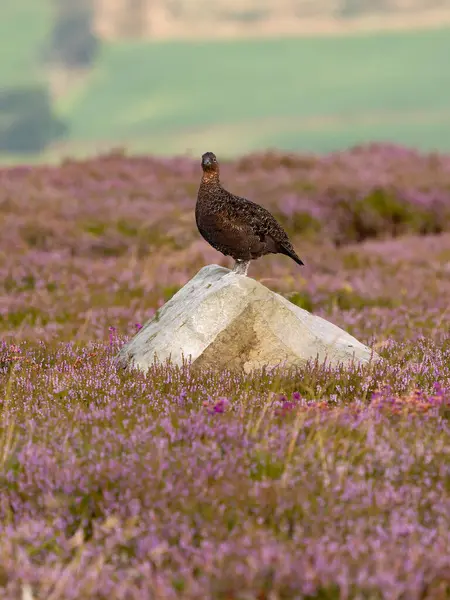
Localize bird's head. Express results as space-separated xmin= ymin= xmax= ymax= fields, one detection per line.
xmin=201 ymin=151 xmax=219 ymax=175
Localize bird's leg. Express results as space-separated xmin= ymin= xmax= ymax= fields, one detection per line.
xmin=232 ymin=260 xmax=250 ymax=276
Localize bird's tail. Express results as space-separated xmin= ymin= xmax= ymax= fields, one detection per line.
xmin=280 ymin=244 xmax=304 ymax=266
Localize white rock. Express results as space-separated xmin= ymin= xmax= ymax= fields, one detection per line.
xmin=115 ymin=264 xmax=379 ymax=374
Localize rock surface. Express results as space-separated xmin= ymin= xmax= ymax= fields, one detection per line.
xmin=115 ymin=265 xmax=379 ymax=373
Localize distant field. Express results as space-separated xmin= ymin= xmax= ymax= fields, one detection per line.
xmin=56 ymin=27 xmax=450 ymax=158
xmin=1 ymin=0 xmax=51 ymax=85
xmin=1 ymin=4 xmax=450 ymax=161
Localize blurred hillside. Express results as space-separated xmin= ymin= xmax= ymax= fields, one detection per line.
xmin=1 ymin=0 xmax=450 ymax=163
xmin=93 ymin=0 xmax=450 ymax=39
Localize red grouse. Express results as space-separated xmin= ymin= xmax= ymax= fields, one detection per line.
xmin=195 ymin=151 xmax=304 ymax=276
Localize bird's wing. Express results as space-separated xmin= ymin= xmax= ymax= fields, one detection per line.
xmin=227 ymin=193 xmax=290 ymax=243
xmin=227 ymin=193 xmax=304 ymax=263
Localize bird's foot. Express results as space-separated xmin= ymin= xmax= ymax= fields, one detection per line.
xmin=232 ymin=260 xmax=250 ymax=276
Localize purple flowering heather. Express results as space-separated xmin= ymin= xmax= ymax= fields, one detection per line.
xmin=0 ymin=145 xmax=449 ymax=597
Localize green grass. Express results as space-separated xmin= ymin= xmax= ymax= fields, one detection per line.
xmin=59 ymin=27 xmax=450 ymax=157
xmin=0 ymin=0 xmax=51 ymax=86
xmin=1 ymin=3 xmax=450 ymax=161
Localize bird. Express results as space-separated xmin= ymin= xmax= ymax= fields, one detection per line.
xmin=195 ymin=151 xmax=304 ymax=276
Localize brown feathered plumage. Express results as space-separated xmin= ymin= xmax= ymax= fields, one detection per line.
xmin=195 ymin=151 xmax=304 ymax=275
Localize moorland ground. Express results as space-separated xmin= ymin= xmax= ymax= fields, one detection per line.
xmin=0 ymin=145 xmax=449 ymax=598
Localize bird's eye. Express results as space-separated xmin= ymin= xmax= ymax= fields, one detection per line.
xmin=213 ymin=158 xmax=217 ymax=162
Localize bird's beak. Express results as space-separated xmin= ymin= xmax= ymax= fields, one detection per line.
xmin=202 ymin=157 xmax=212 ymax=167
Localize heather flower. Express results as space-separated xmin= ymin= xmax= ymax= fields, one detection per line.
xmin=0 ymin=146 xmax=448 ymax=597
